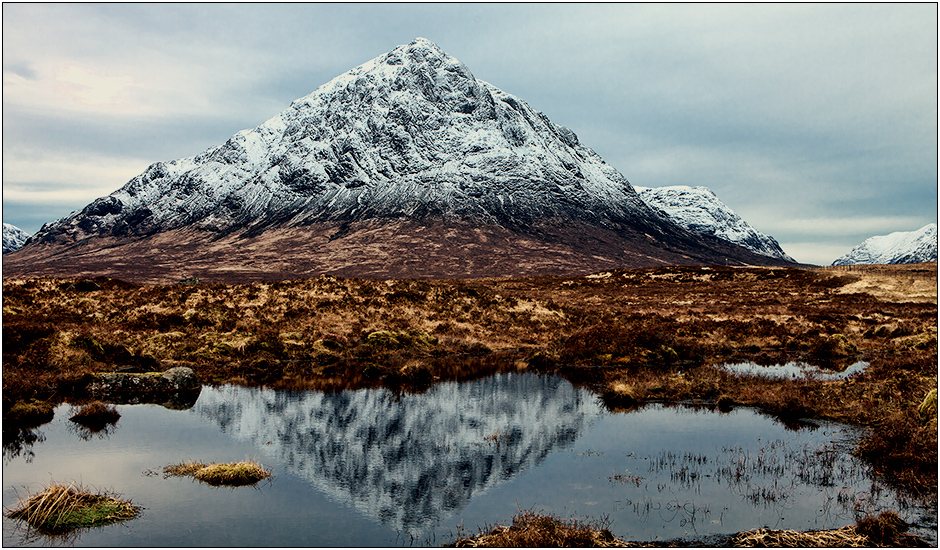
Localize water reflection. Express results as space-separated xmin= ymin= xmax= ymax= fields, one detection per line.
xmin=720 ymin=360 xmax=869 ymax=381
xmin=4 ymin=373 xmax=935 ymax=547
xmin=2 ymin=427 xmax=45 ymax=465
xmin=193 ymin=373 xmax=602 ymax=533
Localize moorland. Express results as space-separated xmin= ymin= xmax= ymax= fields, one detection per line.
xmin=3 ymin=263 xmax=937 ymax=507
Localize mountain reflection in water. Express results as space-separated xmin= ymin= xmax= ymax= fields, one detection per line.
xmin=193 ymin=372 xmax=601 ymax=533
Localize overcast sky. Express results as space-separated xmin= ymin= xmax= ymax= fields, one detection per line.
xmin=3 ymin=3 xmax=937 ymax=265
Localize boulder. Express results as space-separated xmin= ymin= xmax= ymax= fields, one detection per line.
xmin=87 ymin=367 xmax=201 ymax=406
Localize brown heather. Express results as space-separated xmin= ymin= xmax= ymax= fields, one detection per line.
xmin=2 ymin=263 xmax=936 ymax=499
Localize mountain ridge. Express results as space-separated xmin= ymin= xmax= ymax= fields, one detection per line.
xmin=2 ymin=223 xmax=29 ymax=254
xmin=832 ymin=223 xmax=937 ymax=266
xmin=635 ymin=185 xmax=795 ymax=262
xmin=5 ymin=38 xmax=798 ymax=282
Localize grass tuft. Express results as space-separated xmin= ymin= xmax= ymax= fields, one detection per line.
xmin=449 ymin=510 xmax=626 ymax=547
xmin=4 ymin=483 xmax=139 ymax=535
xmin=5 ymin=399 xmax=55 ymax=428
xmin=164 ymin=459 xmax=272 ymax=487
xmin=69 ymin=401 xmax=120 ymax=430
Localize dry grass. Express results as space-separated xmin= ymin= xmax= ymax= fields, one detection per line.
xmin=164 ymin=459 xmax=272 ymax=486
xmin=450 ymin=510 xmax=628 ymax=547
xmin=729 ymin=511 xmax=921 ymax=547
xmin=4 ymin=483 xmax=140 ymax=535
xmin=4 ymin=399 xmax=54 ymax=428
xmin=69 ymin=401 xmax=120 ymax=427
xmin=729 ymin=526 xmax=872 ymax=547
xmin=2 ymin=264 xmax=936 ymax=497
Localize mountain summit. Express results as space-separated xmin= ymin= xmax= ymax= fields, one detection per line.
xmin=832 ymin=224 xmax=937 ymax=266
xmin=7 ymin=38 xmax=794 ymax=282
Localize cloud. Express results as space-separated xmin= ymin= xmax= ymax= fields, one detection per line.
xmin=2 ymin=151 xmax=151 ymax=204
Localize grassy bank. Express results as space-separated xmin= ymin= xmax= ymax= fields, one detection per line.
xmin=2 ymin=264 xmax=936 ymax=498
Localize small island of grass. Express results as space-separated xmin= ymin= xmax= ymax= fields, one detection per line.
xmin=164 ymin=459 xmax=272 ymax=487
xmin=4 ymin=483 xmax=140 ymax=536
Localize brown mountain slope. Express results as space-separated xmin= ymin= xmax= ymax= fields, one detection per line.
xmin=1 ymin=218 xmax=798 ymax=284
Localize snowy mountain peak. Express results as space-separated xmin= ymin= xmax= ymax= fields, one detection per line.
xmin=635 ymin=185 xmax=795 ymax=262
xmin=3 ymin=223 xmax=29 ymax=254
xmin=34 ymin=37 xmax=654 ymax=244
xmin=832 ymin=224 xmax=938 ymax=266
xmin=9 ymin=39 xmax=794 ymax=282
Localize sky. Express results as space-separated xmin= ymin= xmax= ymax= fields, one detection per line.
xmin=2 ymin=3 xmax=937 ymax=266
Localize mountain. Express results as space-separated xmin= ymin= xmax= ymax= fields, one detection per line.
xmin=2 ymin=223 xmax=29 ymax=254
xmin=831 ymin=223 xmax=938 ymax=266
xmin=635 ymin=185 xmax=795 ymax=262
xmin=4 ymin=38 xmax=796 ymax=283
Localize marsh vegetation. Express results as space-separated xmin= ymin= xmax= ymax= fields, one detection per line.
xmin=4 ymin=482 xmax=139 ymax=540
xmin=163 ymin=459 xmax=272 ymax=487
xmin=2 ymin=263 xmax=936 ymax=544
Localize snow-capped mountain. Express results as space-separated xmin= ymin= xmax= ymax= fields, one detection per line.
xmin=34 ymin=37 xmax=653 ymax=239
xmin=3 ymin=223 xmax=29 ymax=254
xmin=7 ymin=38 xmax=794 ymax=282
xmin=635 ymin=185 xmax=795 ymax=262
xmin=831 ymin=224 xmax=938 ymax=266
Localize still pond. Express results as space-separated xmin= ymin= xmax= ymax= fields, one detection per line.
xmin=3 ymin=372 xmax=936 ymax=546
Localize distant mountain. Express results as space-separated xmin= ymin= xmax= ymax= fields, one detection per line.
xmin=3 ymin=223 xmax=29 ymax=254
xmin=5 ymin=38 xmax=795 ymax=283
xmin=832 ymin=223 xmax=938 ymax=266
xmin=635 ymin=185 xmax=795 ymax=262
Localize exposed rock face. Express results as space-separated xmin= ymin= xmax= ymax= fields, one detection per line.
xmin=832 ymin=224 xmax=938 ymax=266
xmin=6 ymin=38 xmax=796 ymax=282
xmin=635 ymin=185 xmax=795 ymax=262
xmin=3 ymin=223 xmax=29 ymax=254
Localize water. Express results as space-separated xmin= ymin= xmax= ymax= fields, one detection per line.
xmin=719 ymin=360 xmax=869 ymax=381
xmin=3 ymin=372 xmax=934 ymax=546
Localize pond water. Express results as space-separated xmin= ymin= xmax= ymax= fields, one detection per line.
xmin=3 ymin=372 xmax=935 ymax=546
xmin=719 ymin=360 xmax=870 ymax=381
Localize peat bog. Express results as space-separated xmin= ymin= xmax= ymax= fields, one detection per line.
xmin=2 ymin=263 xmax=937 ymax=543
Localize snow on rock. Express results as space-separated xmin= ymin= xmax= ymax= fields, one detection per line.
xmin=32 ymin=37 xmax=660 ymax=244
xmin=635 ymin=185 xmax=795 ymax=262
xmin=3 ymin=223 xmax=29 ymax=254
xmin=831 ymin=224 xmax=938 ymax=266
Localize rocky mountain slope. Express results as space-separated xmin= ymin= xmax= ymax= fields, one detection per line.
xmin=2 ymin=223 xmax=29 ymax=254
xmin=635 ymin=185 xmax=794 ymax=262
xmin=832 ymin=223 xmax=937 ymax=266
xmin=4 ymin=38 xmax=795 ymax=282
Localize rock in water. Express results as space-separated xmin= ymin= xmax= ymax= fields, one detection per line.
xmin=7 ymin=38 xmax=795 ymax=282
